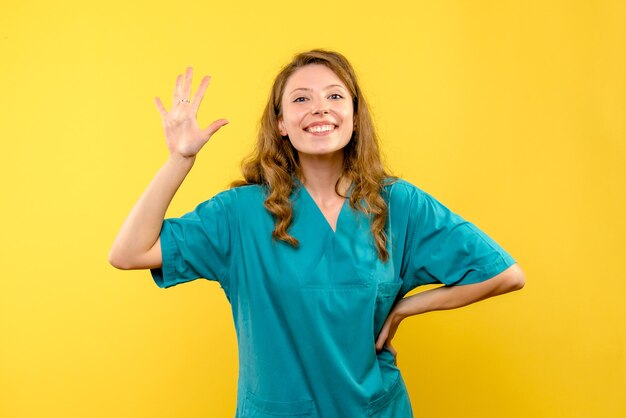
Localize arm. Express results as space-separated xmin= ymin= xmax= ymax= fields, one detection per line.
xmin=375 ymin=263 xmax=525 ymax=357
xmin=108 ymin=155 xmax=195 ymax=270
xmin=395 ymin=262 xmax=524 ymax=318
xmin=108 ymin=67 xmax=228 ymax=270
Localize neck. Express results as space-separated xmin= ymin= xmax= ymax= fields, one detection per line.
xmin=298 ymin=151 xmax=349 ymax=199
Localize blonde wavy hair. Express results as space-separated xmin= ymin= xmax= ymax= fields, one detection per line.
xmin=230 ymin=49 xmax=397 ymax=262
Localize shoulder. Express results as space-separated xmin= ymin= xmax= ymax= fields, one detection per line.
xmin=381 ymin=178 xmax=453 ymax=221
xmin=189 ymin=184 xmax=262 ymax=211
xmin=211 ymin=183 xmax=268 ymax=212
xmin=185 ymin=185 xmax=266 ymax=227
xmin=228 ymin=183 xmax=267 ymax=200
xmin=382 ymin=177 xmax=424 ymax=205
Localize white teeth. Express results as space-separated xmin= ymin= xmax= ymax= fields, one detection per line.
xmin=306 ymin=125 xmax=335 ymax=133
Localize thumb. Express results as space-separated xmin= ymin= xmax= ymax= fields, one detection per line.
xmin=201 ymin=118 xmax=229 ymax=139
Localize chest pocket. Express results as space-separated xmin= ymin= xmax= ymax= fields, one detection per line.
xmin=243 ymin=390 xmax=316 ymax=417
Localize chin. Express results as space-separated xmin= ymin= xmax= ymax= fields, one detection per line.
xmin=296 ymin=147 xmax=344 ymax=158
xmin=290 ymin=137 xmax=351 ymax=158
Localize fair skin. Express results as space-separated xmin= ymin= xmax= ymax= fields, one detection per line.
xmin=109 ymin=65 xmax=525 ymax=365
xmin=278 ymin=64 xmax=354 ymax=231
xmin=278 ymin=65 xmax=525 ymax=363
xmin=375 ymin=264 xmax=525 ymax=364
xmin=108 ymin=67 xmax=228 ymax=270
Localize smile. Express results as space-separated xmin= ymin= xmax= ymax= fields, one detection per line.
xmin=305 ymin=125 xmax=336 ymax=133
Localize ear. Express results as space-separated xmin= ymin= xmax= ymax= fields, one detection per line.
xmin=278 ymin=118 xmax=287 ymax=136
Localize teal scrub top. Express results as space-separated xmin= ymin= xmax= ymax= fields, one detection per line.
xmin=150 ymin=178 xmax=516 ymax=418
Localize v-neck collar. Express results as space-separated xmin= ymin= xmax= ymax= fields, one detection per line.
xmin=295 ymin=177 xmax=354 ymax=235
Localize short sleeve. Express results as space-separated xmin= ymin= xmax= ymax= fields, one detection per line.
xmin=150 ymin=189 xmax=236 ymax=291
xmin=401 ymin=187 xmax=516 ymax=291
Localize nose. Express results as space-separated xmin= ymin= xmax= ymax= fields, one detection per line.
xmin=312 ymin=99 xmax=329 ymax=115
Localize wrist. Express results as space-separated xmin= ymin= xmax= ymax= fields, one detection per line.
xmin=167 ymin=153 xmax=196 ymax=168
xmin=394 ymin=294 xmax=428 ymax=319
xmin=393 ymin=298 xmax=413 ymax=321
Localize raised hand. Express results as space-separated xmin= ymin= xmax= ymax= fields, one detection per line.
xmin=154 ymin=67 xmax=229 ymax=159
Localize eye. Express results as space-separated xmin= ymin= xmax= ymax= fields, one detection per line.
xmin=329 ymin=93 xmax=343 ymax=100
xmin=293 ymin=96 xmax=307 ymax=103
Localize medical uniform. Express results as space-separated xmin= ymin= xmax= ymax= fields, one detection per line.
xmin=150 ymin=178 xmax=516 ymax=418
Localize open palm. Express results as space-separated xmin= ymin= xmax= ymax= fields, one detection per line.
xmin=154 ymin=67 xmax=228 ymax=158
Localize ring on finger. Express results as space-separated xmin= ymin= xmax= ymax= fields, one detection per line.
xmin=179 ymin=98 xmax=191 ymax=103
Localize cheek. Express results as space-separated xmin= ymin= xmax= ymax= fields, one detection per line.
xmin=340 ymin=105 xmax=354 ymax=121
xmin=281 ymin=118 xmax=297 ymax=135
xmin=343 ymin=110 xmax=355 ymax=130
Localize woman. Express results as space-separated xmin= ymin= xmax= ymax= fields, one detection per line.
xmin=109 ymin=49 xmax=525 ymax=418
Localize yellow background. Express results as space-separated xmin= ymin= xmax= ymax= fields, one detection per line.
xmin=1 ymin=0 xmax=624 ymax=417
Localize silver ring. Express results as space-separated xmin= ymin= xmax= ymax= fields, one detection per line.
xmin=179 ymin=98 xmax=190 ymax=103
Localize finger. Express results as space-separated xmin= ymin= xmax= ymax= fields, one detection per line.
xmin=154 ymin=97 xmax=167 ymax=117
xmin=191 ymin=75 xmax=211 ymax=113
xmin=387 ymin=325 xmax=398 ymax=341
xmin=385 ymin=340 xmax=398 ymax=365
xmin=375 ymin=326 xmax=388 ymax=351
xmin=200 ymin=118 xmax=229 ymax=139
xmin=173 ymin=74 xmax=182 ymax=104
xmin=375 ymin=335 xmax=384 ymax=351
xmin=182 ymin=67 xmax=193 ymax=101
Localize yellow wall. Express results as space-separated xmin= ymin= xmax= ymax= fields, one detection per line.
xmin=1 ymin=1 xmax=624 ymax=417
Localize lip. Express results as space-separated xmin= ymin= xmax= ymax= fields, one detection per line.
xmin=305 ymin=126 xmax=336 ymax=136
xmin=303 ymin=120 xmax=337 ymax=130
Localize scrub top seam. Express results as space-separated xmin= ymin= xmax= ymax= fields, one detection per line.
xmin=456 ymin=223 xmax=517 ymax=283
xmin=407 ymin=186 xmax=422 ymax=263
xmin=163 ymin=222 xmax=178 ymax=285
xmin=221 ymin=189 xmax=241 ymax=302
xmin=387 ymin=181 xmax=418 ymax=282
xmin=454 ymin=254 xmax=517 ymax=285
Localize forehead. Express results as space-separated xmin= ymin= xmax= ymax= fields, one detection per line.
xmin=283 ymin=64 xmax=348 ymax=94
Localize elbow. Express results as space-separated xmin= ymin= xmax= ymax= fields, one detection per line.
xmin=108 ymin=246 xmax=159 ymax=270
xmin=505 ymin=264 xmax=526 ymax=292
xmin=108 ymin=249 xmax=132 ymax=270
xmin=510 ymin=273 xmax=525 ymax=291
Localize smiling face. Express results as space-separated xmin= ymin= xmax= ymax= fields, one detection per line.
xmin=278 ymin=64 xmax=354 ymax=159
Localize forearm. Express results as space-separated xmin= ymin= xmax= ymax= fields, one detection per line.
xmin=108 ymin=155 xmax=195 ymax=268
xmin=395 ymin=264 xmax=525 ymax=319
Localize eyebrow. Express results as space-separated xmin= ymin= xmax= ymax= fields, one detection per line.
xmin=289 ymin=84 xmax=347 ymax=95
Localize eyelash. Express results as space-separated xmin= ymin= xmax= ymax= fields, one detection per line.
xmin=293 ymin=94 xmax=343 ymax=103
